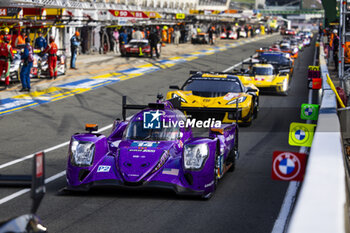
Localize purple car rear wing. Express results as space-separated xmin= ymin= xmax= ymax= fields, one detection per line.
xmin=122 ymin=95 xmax=241 ymax=123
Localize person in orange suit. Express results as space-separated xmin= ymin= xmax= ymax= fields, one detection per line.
xmin=345 ymin=42 xmax=350 ymax=64
xmin=0 ymin=35 xmax=14 ymax=89
xmin=162 ymin=27 xmax=167 ymax=43
xmin=168 ymin=26 xmax=174 ymax=43
xmin=42 ymin=36 xmax=58 ymax=79
xmin=15 ymin=29 xmax=27 ymax=48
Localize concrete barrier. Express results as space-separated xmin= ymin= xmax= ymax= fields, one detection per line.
xmin=287 ymin=42 xmax=347 ymax=233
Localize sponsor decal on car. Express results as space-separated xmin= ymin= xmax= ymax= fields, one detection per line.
xmin=97 ymin=165 xmax=111 ymax=172
xmin=204 ymin=180 xmax=214 ymax=188
xmin=225 ymin=133 xmax=234 ymax=142
xmin=129 ymin=148 xmax=156 ymax=152
xmin=130 ymin=141 xmax=159 ymax=148
xmin=223 ymin=92 xmax=240 ymax=100
xmin=162 ymin=168 xmax=179 ymax=176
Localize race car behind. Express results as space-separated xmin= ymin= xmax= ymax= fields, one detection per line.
xmin=120 ymin=39 xmax=161 ymax=57
xmin=233 ymin=63 xmax=290 ymax=95
xmin=34 ymin=51 xmax=67 ymax=78
xmin=166 ymin=71 xmax=259 ymax=126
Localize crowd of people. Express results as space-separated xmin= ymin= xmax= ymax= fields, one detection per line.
xmin=98 ymin=23 xmax=267 ymax=55
xmin=0 ymin=21 xmax=273 ymax=91
xmin=0 ymin=28 xmax=81 ymax=91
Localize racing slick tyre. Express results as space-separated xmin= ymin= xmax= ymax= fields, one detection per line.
xmin=201 ymin=144 xmax=220 ymax=200
xmin=228 ymin=129 xmax=238 ymax=172
xmin=240 ymin=106 xmax=253 ymax=127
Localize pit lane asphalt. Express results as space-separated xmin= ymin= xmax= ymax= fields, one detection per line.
xmin=0 ymin=35 xmax=313 ymax=233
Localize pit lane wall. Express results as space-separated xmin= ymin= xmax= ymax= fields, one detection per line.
xmin=287 ymin=43 xmax=347 ymax=232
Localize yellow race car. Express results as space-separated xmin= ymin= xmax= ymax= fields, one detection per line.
xmin=166 ymin=71 xmax=259 ymax=126
xmin=234 ymin=63 xmax=290 ymax=96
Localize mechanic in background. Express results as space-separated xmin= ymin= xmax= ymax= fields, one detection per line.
xmin=132 ymin=27 xmax=143 ymax=40
xmin=15 ymin=29 xmax=27 ymax=48
xmin=42 ymin=36 xmax=58 ymax=79
xmin=332 ymin=29 xmax=340 ymax=72
xmin=34 ymin=30 xmax=47 ymax=51
xmin=20 ymin=37 xmax=34 ymax=92
xmin=118 ymin=29 xmax=128 ymax=54
xmin=174 ymin=27 xmax=181 ymax=46
xmin=149 ymin=28 xmax=160 ymax=59
xmin=112 ymin=28 xmax=119 ymax=54
xmin=0 ymin=28 xmax=11 ymax=43
xmin=70 ymin=31 xmax=80 ymax=70
xmin=0 ymin=35 xmax=14 ymax=90
xmin=207 ymin=26 xmax=214 ymax=45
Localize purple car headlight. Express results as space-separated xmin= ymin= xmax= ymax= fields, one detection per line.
xmin=70 ymin=139 xmax=95 ymax=167
xmin=184 ymin=144 xmax=209 ymax=170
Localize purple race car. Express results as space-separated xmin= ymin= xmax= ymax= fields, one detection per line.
xmin=65 ymin=96 xmax=239 ymax=199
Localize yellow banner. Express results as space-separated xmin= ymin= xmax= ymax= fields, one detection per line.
xmin=288 ymin=122 xmax=316 ymax=147
xmin=308 ymin=65 xmax=320 ymax=71
xmin=176 ymin=13 xmax=185 ymax=19
xmin=145 ymin=11 xmax=161 ymax=19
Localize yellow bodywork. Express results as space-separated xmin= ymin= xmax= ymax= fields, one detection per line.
xmin=237 ymin=64 xmax=290 ymax=94
xmin=166 ymin=86 xmax=259 ymax=124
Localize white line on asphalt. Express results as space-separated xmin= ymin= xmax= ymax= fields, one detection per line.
xmin=271 ymin=181 xmax=299 ymax=233
xmin=0 ymin=124 xmax=113 ymax=170
xmin=271 ymin=89 xmax=314 ymax=233
xmin=0 ymin=171 xmax=66 ymax=205
xmin=222 ymin=56 xmax=254 ymax=73
xmin=0 ymin=188 xmax=30 ymax=205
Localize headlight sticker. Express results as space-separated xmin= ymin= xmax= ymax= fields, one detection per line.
xmin=162 ymin=168 xmax=179 ymax=176
xmin=224 ymin=93 xmax=240 ymax=101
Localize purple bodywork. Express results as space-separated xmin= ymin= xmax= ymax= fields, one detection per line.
xmin=66 ymin=100 xmax=238 ymax=198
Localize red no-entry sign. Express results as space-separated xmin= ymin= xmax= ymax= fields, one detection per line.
xmin=272 ymin=151 xmax=307 ymax=181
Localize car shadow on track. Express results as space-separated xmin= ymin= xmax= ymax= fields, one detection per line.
xmin=56 ymin=186 xmax=207 ymax=202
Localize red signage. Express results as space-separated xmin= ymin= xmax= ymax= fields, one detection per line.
xmin=36 ymin=152 xmax=43 ymax=178
xmin=312 ymin=78 xmax=322 ymax=90
xmin=0 ymin=8 xmax=7 ymax=16
xmin=132 ymin=11 xmax=148 ymax=19
xmin=23 ymin=8 xmax=45 ymax=16
xmin=272 ymin=151 xmax=307 ymax=181
xmin=108 ymin=10 xmax=134 ymax=18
